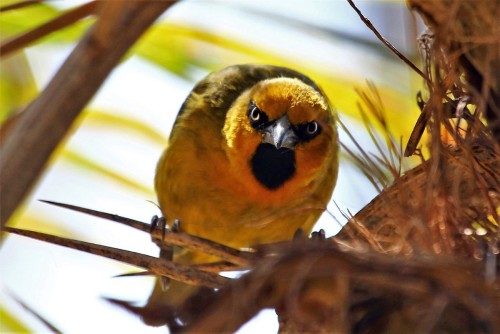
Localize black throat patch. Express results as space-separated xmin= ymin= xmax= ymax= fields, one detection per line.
xmin=250 ymin=143 xmax=296 ymax=190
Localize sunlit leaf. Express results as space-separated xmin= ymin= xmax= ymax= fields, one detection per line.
xmin=0 ymin=306 xmax=31 ymax=333
xmin=0 ymin=2 xmax=59 ymax=38
xmin=83 ymin=110 xmax=167 ymax=145
xmin=60 ymin=149 xmax=154 ymax=196
xmin=0 ymin=52 xmax=37 ymax=122
xmin=0 ymin=2 xmax=94 ymax=48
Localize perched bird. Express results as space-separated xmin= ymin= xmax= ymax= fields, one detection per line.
xmin=156 ymin=64 xmax=338 ymax=252
xmin=147 ymin=64 xmax=338 ymax=326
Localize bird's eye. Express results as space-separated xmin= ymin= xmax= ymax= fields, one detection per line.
xmin=247 ymin=101 xmax=269 ymax=129
xmin=250 ymin=107 xmax=260 ymax=121
xmin=306 ymin=121 xmax=318 ymax=135
xmin=295 ymin=120 xmax=322 ymax=142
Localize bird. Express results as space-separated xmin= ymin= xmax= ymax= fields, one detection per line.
xmin=146 ymin=64 xmax=339 ymax=327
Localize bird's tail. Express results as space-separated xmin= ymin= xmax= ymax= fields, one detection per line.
xmin=132 ymin=250 xmax=217 ymax=329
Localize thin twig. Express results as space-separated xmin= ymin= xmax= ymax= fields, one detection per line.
xmin=0 ymin=1 xmax=98 ymax=57
xmin=6 ymin=290 xmax=62 ymax=334
xmin=39 ymin=200 xmax=151 ymax=232
xmin=346 ymin=0 xmax=428 ymax=82
xmin=113 ymin=271 xmax=153 ymax=278
xmin=0 ymin=0 xmax=43 ymax=12
xmin=193 ymin=261 xmax=245 ymax=273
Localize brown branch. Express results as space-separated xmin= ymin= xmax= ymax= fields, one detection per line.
xmin=193 ymin=261 xmax=243 ymax=273
xmin=0 ymin=0 xmax=174 ymax=230
xmin=39 ymin=200 xmax=257 ymax=267
xmin=39 ymin=199 xmax=152 ymax=232
xmin=4 ymin=226 xmax=228 ymax=288
xmin=186 ymin=243 xmax=497 ymax=333
xmin=155 ymin=229 xmax=257 ymax=268
xmin=0 ymin=0 xmax=43 ymax=12
xmin=0 ymin=1 xmax=98 ymax=57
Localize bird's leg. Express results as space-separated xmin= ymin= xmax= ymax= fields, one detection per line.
xmin=150 ymin=215 xmax=169 ymax=251
xmin=150 ymin=215 xmax=182 ymax=258
xmin=171 ymin=218 xmax=181 ymax=233
xmin=150 ymin=215 xmax=180 ymax=290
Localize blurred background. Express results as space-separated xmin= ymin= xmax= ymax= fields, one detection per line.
xmin=0 ymin=0 xmax=424 ymax=332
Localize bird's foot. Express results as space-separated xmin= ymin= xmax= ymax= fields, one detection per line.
xmin=150 ymin=215 xmax=182 ymax=258
xmin=150 ymin=216 xmax=182 ymax=291
xmin=171 ymin=218 xmax=181 ymax=232
xmin=150 ymin=215 xmax=168 ymax=248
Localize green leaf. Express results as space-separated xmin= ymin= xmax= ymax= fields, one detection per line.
xmin=0 ymin=306 xmax=31 ymax=333
xmin=60 ymin=149 xmax=154 ymax=196
xmin=83 ymin=110 xmax=167 ymax=145
xmin=0 ymin=2 xmax=59 ymax=38
xmin=0 ymin=53 xmax=37 ymax=123
xmin=0 ymin=2 xmax=93 ymax=48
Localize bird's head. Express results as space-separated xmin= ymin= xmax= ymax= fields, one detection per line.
xmin=223 ymin=77 xmax=337 ymax=193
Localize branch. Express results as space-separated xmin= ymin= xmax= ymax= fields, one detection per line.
xmin=186 ymin=242 xmax=497 ymax=333
xmin=0 ymin=0 xmax=43 ymax=12
xmin=346 ymin=0 xmax=427 ymax=82
xmin=4 ymin=226 xmax=228 ymax=288
xmin=0 ymin=0 xmax=174 ymax=229
xmin=0 ymin=1 xmax=98 ymax=57
xmin=39 ymin=200 xmax=257 ymax=267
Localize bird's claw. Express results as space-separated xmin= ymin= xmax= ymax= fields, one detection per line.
xmin=150 ymin=215 xmax=182 ymax=291
xmin=150 ymin=215 xmax=182 ymax=260
xmin=171 ymin=219 xmax=180 ymax=233
xmin=150 ymin=215 xmax=168 ymax=246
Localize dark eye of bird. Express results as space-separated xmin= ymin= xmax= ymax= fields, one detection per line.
xmin=295 ymin=121 xmax=321 ymax=141
xmin=247 ymin=101 xmax=269 ymax=129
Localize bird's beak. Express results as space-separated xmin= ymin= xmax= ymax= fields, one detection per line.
xmin=262 ymin=115 xmax=298 ymax=150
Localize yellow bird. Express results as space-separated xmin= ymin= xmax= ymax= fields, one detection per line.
xmin=156 ymin=64 xmax=338 ymax=251
xmin=147 ymin=64 xmax=338 ymax=326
